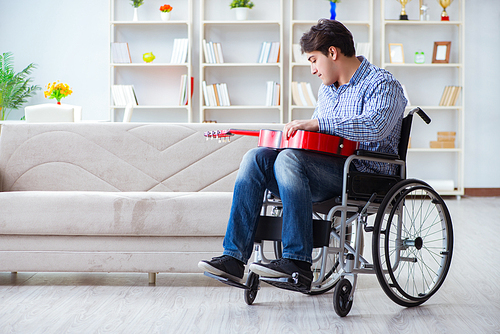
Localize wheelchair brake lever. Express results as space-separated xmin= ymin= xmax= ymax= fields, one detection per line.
xmin=360 ymin=193 xmax=377 ymax=232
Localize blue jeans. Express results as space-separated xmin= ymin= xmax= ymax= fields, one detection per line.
xmin=223 ymin=147 xmax=346 ymax=264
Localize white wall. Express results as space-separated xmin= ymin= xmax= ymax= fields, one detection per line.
xmin=1 ymin=0 xmax=499 ymax=188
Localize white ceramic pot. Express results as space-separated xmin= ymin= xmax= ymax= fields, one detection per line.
xmin=234 ymin=7 xmax=249 ymax=21
xmin=133 ymin=8 xmax=139 ymax=21
xmin=161 ymin=12 xmax=171 ymax=21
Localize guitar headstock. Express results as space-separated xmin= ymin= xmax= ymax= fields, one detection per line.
xmin=204 ymin=129 xmax=234 ymax=140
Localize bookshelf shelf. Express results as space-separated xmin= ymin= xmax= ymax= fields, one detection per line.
xmin=111 ymin=63 xmax=188 ymax=67
xmin=111 ymin=21 xmax=189 ymax=25
xmin=202 ymin=63 xmax=281 ymax=67
xmin=381 ymin=0 xmax=465 ymax=196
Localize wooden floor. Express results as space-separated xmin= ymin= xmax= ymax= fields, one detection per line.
xmin=1 ymin=197 xmax=499 ymax=333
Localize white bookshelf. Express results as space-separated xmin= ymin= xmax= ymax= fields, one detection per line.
xmin=109 ymin=0 xmax=193 ymax=122
xmin=289 ymin=0 xmax=374 ymax=121
xmin=199 ymin=0 xmax=284 ymax=123
xmin=381 ymin=0 xmax=465 ymax=196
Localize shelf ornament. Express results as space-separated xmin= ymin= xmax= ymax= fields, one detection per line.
xmin=396 ymin=0 xmax=412 ymax=20
xmin=143 ymin=52 xmax=156 ymax=63
xmin=437 ymin=0 xmax=453 ymax=21
xmin=159 ymin=4 xmax=173 ymax=21
xmin=326 ymin=0 xmax=341 ymax=21
xmin=229 ymin=0 xmax=254 ymax=21
xmin=44 ymin=81 xmax=73 ymax=105
xmin=130 ymin=0 xmax=144 ymax=21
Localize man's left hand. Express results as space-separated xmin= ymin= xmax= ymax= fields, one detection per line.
xmin=283 ymin=119 xmax=320 ymax=139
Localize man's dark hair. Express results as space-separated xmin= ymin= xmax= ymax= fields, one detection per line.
xmin=300 ymin=19 xmax=355 ymax=57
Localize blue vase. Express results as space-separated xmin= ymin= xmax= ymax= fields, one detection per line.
xmin=330 ymin=2 xmax=337 ymax=20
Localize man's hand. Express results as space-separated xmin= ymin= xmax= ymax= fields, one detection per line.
xmin=283 ymin=119 xmax=320 ymax=139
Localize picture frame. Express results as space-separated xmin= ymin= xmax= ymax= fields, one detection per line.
xmin=432 ymin=41 xmax=451 ymax=63
xmin=389 ymin=43 xmax=404 ymax=64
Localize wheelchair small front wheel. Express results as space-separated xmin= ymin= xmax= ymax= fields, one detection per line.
xmin=244 ymin=271 xmax=260 ymax=305
xmin=372 ymin=179 xmax=453 ymax=307
xmin=333 ymin=278 xmax=353 ymax=317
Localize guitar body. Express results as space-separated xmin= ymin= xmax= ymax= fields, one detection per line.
xmin=204 ymin=129 xmax=358 ymax=158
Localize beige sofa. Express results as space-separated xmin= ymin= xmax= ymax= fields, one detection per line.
xmin=0 ymin=122 xmax=279 ymax=283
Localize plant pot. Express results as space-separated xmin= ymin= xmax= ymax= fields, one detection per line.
xmin=161 ymin=12 xmax=171 ymax=21
xmin=133 ymin=8 xmax=139 ymax=21
xmin=234 ymin=7 xmax=249 ymax=21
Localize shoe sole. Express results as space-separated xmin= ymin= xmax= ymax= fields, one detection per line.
xmin=249 ymin=263 xmax=291 ymax=278
xmin=198 ymin=261 xmax=243 ymax=283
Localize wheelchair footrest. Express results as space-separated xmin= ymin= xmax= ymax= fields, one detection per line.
xmin=260 ymin=272 xmax=311 ymax=293
xmin=203 ymin=272 xmax=250 ymax=290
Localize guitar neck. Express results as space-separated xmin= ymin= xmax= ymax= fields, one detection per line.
xmin=228 ymin=129 xmax=260 ymax=137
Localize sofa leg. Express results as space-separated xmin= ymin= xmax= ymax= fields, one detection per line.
xmin=148 ymin=272 xmax=157 ymax=285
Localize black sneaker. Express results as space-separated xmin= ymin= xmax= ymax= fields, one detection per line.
xmin=249 ymin=258 xmax=312 ymax=280
xmin=198 ymin=255 xmax=245 ymax=283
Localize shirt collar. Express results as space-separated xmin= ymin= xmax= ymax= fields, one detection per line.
xmin=330 ymin=56 xmax=369 ymax=91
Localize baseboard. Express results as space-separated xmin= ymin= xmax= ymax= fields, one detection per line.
xmin=464 ymin=188 xmax=500 ymax=197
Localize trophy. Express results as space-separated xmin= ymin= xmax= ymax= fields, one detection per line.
xmin=438 ymin=0 xmax=454 ymax=21
xmin=397 ymin=0 xmax=412 ymax=20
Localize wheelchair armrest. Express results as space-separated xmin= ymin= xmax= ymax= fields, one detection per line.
xmin=355 ymin=149 xmax=400 ymax=161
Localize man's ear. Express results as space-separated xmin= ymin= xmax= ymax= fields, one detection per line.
xmin=329 ymin=46 xmax=338 ymax=60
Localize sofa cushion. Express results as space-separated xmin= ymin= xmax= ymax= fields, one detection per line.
xmin=0 ymin=191 xmax=232 ymax=236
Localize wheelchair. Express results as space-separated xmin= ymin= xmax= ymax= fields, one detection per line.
xmin=206 ymin=107 xmax=454 ymax=317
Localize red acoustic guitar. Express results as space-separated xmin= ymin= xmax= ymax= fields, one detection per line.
xmin=204 ymin=129 xmax=358 ymax=157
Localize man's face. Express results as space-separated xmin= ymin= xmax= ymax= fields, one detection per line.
xmin=306 ymin=50 xmax=337 ymax=86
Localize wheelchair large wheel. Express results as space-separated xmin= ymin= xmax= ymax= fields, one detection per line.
xmin=308 ymin=217 xmax=363 ymax=295
xmin=372 ymin=179 xmax=453 ymax=307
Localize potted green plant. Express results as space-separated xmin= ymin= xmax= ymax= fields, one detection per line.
xmin=229 ymin=0 xmax=254 ymax=20
xmin=0 ymin=52 xmax=40 ymax=121
xmin=130 ymin=0 xmax=144 ymax=21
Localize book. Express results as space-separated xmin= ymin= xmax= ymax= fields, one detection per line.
xmin=292 ymin=44 xmax=308 ymax=63
xmin=171 ymin=38 xmax=189 ymax=64
xmin=178 ymin=75 xmax=193 ymax=106
xmin=112 ymin=85 xmax=138 ymax=106
xmin=202 ymin=81 xmax=230 ymax=106
xmin=439 ymin=86 xmax=462 ymax=106
xmin=258 ymin=42 xmax=280 ymax=63
xmin=202 ymin=40 xmax=225 ymax=64
xmin=111 ymin=43 xmax=132 ymax=63
xmin=356 ymin=42 xmax=371 ymax=60
xmin=291 ymin=81 xmax=316 ymax=107
xmin=265 ymin=81 xmax=280 ymax=106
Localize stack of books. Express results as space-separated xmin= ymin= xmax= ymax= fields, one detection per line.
xmin=265 ymin=81 xmax=280 ymax=106
xmin=111 ymin=43 xmax=132 ymax=63
xmin=439 ymin=86 xmax=462 ymax=106
xmin=258 ymin=42 xmax=280 ymax=63
xmin=430 ymin=131 xmax=456 ymax=148
xmin=179 ymin=75 xmax=193 ymax=106
xmin=202 ymin=81 xmax=231 ymax=107
xmin=202 ymin=40 xmax=224 ymax=64
xmin=112 ymin=85 xmax=138 ymax=106
xmin=170 ymin=38 xmax=189 ymax=64
xmin=291 ymin=82 xmax=316 ymax=107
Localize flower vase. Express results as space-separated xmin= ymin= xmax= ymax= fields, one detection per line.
xmin=133 ymin=8 xmax=139 ymax=21
xmin=330 ymin=2 xmax=337 ymax=20
xmin=161 ymin=12 xmax=171 ymax=21
xmin=234 ymin=7 xmax=249 ymax=21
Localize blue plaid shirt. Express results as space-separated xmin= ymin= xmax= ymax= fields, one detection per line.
xmin=312 ymin=57 xmax=407 ymax=175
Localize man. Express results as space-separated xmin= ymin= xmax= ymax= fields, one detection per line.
xmin=198 ymin=19 xmax=407 ymax=289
